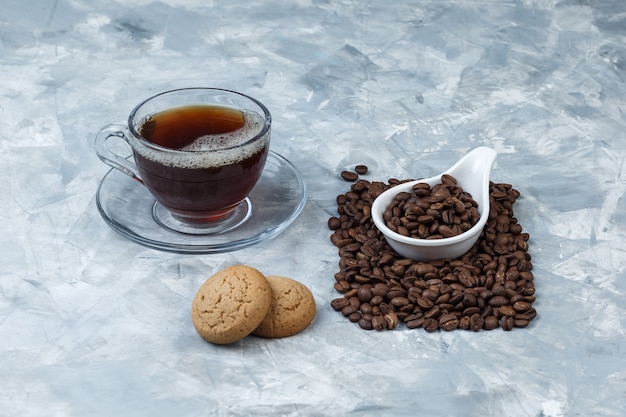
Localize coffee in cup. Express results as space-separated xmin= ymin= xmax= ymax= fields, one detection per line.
xmin=95 ymin=88 xmax=271 ymax=227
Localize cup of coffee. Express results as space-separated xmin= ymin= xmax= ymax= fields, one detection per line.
xmin=95 ymin=88 xmax=271 ymax=226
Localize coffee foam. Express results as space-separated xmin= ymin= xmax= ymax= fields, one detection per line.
xmin=135 ymin=109 xmax=268 ymax=169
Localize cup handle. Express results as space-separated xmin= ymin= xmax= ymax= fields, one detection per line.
xmin=94 ymin=124 xmax=143 ymax=184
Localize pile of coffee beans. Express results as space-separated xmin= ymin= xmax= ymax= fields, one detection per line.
xmin=383 ymin=174 xmax=480 ymax=239
xmin=328 ymin=168 xmax=536 ymax=332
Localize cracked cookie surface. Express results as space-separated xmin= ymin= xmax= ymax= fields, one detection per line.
xmin=192 ymin=265 xmax=272 ymax=345
xmin=253 ymin=275 xmax=316 ymax=338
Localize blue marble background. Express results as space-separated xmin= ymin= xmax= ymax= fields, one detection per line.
xmin=1 ymin=0 xmax=625 ymax=416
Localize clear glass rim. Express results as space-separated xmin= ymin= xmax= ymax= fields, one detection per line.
xmin=127 ymin=87 xmax=271 ymax=154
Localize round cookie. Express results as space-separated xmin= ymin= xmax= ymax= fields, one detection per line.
xmin=192 ymin=265 xmax=272 ymax=345
xmin=253 ymin=275 xmax=316 ymax=338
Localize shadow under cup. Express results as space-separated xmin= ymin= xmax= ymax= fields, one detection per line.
xmin=127 ymin=89 xmax=271 ymax=229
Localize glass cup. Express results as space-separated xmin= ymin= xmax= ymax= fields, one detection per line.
xmin=95 ymin=88 xmax=271 ymax=230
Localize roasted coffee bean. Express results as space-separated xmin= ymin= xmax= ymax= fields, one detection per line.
xmin=484 ymin=316 xmax=499 ymax=330
xmin=331 ymin=297 xmax=350 ymax=311
xmin=334 ymin=238 xmax=355 ymax=249
xmin=435 ymin=293 xmax=450 ymax=305
xmin=424 ymin=305 xmax=441 ymax=320
xmin=492 ymin=284 xmax=506 ymax=297
xmin=329 ymin=177 xmax=535 ymax=332
xmin=498 ymin=305 xmax=516 ymax=317
xmin=328 ymin=217 xmax=341 ymax=230
xmin=500 ymin=315 xmax=514 ymax=331
xmin=469 ymin=313 xmax=484 ymax=331
xmin=463 ymin=306 xmax=481 ymax=317
xmin=371 ymin=283 xmax=390 ymax=297
xmin=348 ymin=296 xmax=361 ymax=308
xmin=437 ymin=303 xmax=454 ymax=312
xmin=358 ymin=286 xmax=373 ymax=303
xmin=341 ymin=170 xmax=359 ymax=182
xmin=456 ymin=316 xmax=469 ymax=331
xmin=385 ymin=311 xmax=399 ymax=329
xmin=348 ymin=311 xmax=362 ymax=323
xmin=370 ymin=295 xmax=384 ymax=306
xmin=390 ymin=296 xmax=410 ymax=308
xmin=378 ymin=302 xmax=393 ymax=315
xmin=514 ymin=319 xmax=530 ymax=328
xmin=441 ymin=174 xmax=457 ymax=186
xmin=355 ymin=165 xmax=369 ymax=175
xmin=416 ymin=296 xmax=434 ymax=310
xmin=372 ymin=315 xmax=387 ymax=330
xmin=360 ymin=303 xmax=373 ymax=315
xmin=422 ymin=288 xmax=438 ymax=301
xmin=440 ymin=313 xmax=459 ymax=331
xmin=488 ymin=295 xmax=509 ymax=307
xmin=448 ymin=292 xmax=464 ymax=305
xmin=405 ymin=316 xmax=425 ymax=329
xmin=386 ymin=287 xmax=406 ymax=300
xmin=423 ymin=317 xmax=439 ymax=332
xmin=334 ymin=281 xmax=351 ymax=293
xmin=359 ymin=318 xmax=373 ymax=330
xmin=354 ymin=274 xmax=370 ymax=284
xmin=515 ymin=308 xmax=537 ymax=321
xmin=341 ymin=304 xmax=358 ymax=317
xmin=344 ymin=288 xmax=359 ymax=299
xmin=463 ymin=293 xmax=478 ymax=307
xmin=513 ymin=301 xmax=532 ymax=312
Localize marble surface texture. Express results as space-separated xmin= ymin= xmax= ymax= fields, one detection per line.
xmin=2 ymin=0 xmax=626 ymax=416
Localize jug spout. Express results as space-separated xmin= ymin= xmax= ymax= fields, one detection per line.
xmin=445 ymin=146 xmax=498 ymax=206
xmin=444 ymin=147 xmax=497 ymax=189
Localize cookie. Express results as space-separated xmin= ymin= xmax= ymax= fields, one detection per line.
xmin=192 ymin=265 xmax=272 ymax=345
xmin=253 ymin=275 xmax=316 ymax=338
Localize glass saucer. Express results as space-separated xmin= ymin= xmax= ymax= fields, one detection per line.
xmin=95 ymin=151 xmax=308 ymax=254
